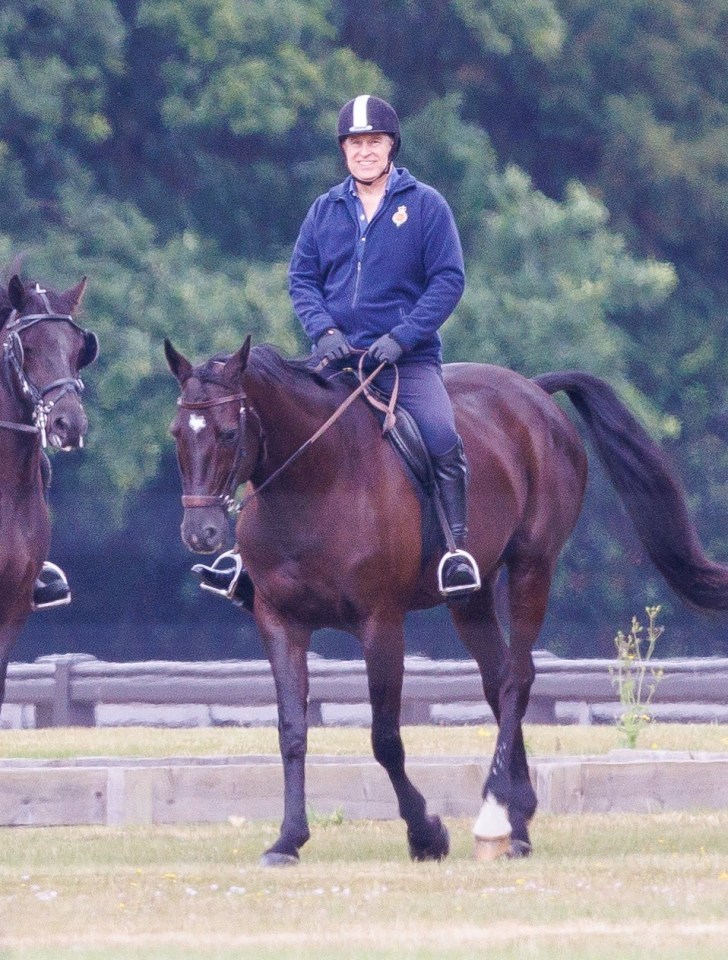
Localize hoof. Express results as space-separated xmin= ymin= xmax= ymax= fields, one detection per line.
xmin=408 ymin=815 xmax=450 ymax=862
xmin=474 ymin=835 xmax=512 ymax=861
xmin=507 ymin=839 xmax=532 ymax=859
xmin=472 ymin=793 xmax=512 ymax=861
xmin=259 ymin=851 xmax=300 ymax=868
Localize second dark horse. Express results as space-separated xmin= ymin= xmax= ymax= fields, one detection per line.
xmin=0 ymin=274 xmax=98 ymax=711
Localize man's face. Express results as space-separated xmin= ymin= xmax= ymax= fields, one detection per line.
xmin=341 ymin=133 xmax=394 ymax=182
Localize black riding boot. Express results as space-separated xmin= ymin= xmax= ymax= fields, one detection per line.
xmin=432 ymin=438 xmax=480 ymax=598
xmin=33 ymin=562 xmax=71 ymax=610
xmin=192 ymin=550 xmax=255 ymax=612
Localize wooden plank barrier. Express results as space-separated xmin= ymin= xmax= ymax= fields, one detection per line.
xmin=2 ymin=651 xmax=728 ymax=728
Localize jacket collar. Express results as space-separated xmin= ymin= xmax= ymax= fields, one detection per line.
xmin=328 ymin=166 xmax=416 ymax=202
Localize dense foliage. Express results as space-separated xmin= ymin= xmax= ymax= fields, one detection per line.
xmin=3 ymin=0 xmax=726 ymax=661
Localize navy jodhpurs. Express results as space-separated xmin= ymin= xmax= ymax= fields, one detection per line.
xmin=370 ymin=361 xmax=459 ymax=458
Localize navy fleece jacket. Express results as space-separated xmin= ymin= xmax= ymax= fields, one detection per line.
xmin=288 ymin=168 xmax=465 ymax=365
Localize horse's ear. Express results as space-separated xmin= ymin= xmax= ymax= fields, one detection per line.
xmin=240 ymin=334 xmax=252 ymax=370
xmin=8 ymin=275 xmax=26 ymax=311
xmin=223 ymin=334 xmax=252 ymax=383
xmin=80 ymin=331 xmax=99 ymax=369
xmin=63 ymin=277 xmax=88 ymax=314
xmin=164 ymin=338 xmax=193 ymax=383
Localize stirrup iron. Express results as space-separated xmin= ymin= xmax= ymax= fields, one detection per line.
xmin=32 ymin=562 xmax=72 ymax=611
xmin=437 ymin=548 xmax=481 ymax=598
xmin=192 ymin=549 xmax=243 ymax=599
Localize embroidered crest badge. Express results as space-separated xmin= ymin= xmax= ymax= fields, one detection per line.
xmin=392 ymin=205 xmax=408 ymax=228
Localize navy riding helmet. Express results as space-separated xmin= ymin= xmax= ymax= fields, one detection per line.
xmin=337 ymin=95 xmax=401 ymax=160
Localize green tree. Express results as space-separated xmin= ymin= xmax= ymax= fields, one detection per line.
xmin=5 ymin=0 xmax=714 ymax=662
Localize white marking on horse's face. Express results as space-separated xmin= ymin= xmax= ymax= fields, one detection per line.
xmin=188 ymin=412 xmax=206 ymax=434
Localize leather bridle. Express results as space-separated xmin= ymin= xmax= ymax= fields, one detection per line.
xmin=1 ymin=287 xmax=88 ymax=447
xmin=176 ymin=389 xmax=262 ymax=512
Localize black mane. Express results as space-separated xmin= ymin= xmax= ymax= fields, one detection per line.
xmin=248 ymin=343 xmax=339 ymax=391
xmin=191 ymin=341 xmax=349 ymax=397
xmin=191 ymin=352 xmax=234 ymax=386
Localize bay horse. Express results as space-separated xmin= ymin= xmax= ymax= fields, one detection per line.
xmin=165 ymin=336 xmax=728 ymax=864
xmin=0 ymin=274 xmax=98 ymax=711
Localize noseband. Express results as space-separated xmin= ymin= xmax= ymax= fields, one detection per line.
xmin=1 ymin=286 xmax=87 ymax=447
xmin=176 ymin=389 xmax=262 ymax=512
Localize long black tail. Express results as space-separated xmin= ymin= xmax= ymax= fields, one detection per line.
xmin=533 ymin=370 xmax=728 ymax=611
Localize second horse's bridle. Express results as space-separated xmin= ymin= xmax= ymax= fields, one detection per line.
xmin=1 ymin=285 xmax=87 ymax=447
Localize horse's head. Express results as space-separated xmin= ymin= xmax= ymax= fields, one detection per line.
xmin=1 ymin=274 xmax=99 ymax=450
xmin=165 ymin=335 xmax=260 ymax=553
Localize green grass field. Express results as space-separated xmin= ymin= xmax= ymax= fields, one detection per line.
xmin=1 ymin=725 xmax=728 ymax=958
xmin=1 ymin=813 xmax=728 ymax=959
xmin=2 ymin=721 xmax=728 ymax=760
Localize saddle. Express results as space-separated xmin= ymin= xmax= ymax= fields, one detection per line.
xmin=347 ymin=373 xmax=444 ymax=569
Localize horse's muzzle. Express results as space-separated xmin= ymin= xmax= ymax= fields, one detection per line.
xmin=47 ymin=405 xmax=89 ymax=451
xmin=181 ymin=506 xmax=228 ymax=554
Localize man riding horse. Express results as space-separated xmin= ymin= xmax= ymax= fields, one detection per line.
xmin=198 ymin=95 xmax=480 ymax=602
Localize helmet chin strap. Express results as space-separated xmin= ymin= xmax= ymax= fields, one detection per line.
xmin=351 ymin=159 xmax=392 ymax=188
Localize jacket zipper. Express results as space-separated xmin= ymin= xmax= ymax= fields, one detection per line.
xmin=353 ymin=259 xmax=362 ymax=307
xmin=351 ymin=190 xmax=395 ymax=308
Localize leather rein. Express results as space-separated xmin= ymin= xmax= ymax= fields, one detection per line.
xmin=178 ymin=353 xmax=398 ymax=515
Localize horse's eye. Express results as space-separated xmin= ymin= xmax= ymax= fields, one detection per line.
xmin=219 ymin=429 xmax=238 ymax=446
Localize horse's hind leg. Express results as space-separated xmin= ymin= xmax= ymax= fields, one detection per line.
xmin=473 ymin=559 xmax=554 ymax=858
xmin=450 ymin=581 xmax=528 ymax=858
xmin=450 ymin=578 xmax=508 ymax=724
xmin=361 ymin=615 xmax=449 ymax=861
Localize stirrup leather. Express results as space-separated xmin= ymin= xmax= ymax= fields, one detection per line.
xmin=437 ymin=548 xmax=481 ymax=597
xmin=32 ymin=562 xmax=72 ymax=611
xmin=192 ymin=549 xmax=243 ymax=599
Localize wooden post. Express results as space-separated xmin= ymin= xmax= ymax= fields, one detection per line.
xmin=34 ymin=654 xmax=96 ymax=728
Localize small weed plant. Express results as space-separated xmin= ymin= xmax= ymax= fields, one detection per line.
xmin=307 ymin=805 xmax=345 ymax=827
xmin=610 ymin=605 xmax=664 ymax=748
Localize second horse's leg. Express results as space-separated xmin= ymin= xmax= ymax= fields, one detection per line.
xmin=361 ymin=615 xmax=449 ymax=861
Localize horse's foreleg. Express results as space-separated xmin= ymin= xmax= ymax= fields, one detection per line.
xmin=0 ymin=625 xmax=22 ymax=715
xmin=362 ymin=616 xmax=449 ymax=861
xmin=475 ymin=559 xmax=552 ymax=859
xmin=0 ymin=652 xmax=9 ymax=713
xmin=257 ymin=607 xmax=312 ymax=867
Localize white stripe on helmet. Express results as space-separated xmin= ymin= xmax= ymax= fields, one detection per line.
xmin=349 ymin=95 xmax=372 ymax=132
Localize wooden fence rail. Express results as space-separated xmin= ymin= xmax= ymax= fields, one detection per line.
xmin=2 ymin=652 xmax=728 ymax=729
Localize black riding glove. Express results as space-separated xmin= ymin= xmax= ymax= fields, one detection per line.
xmin=314 ymin=328 xmax=352 ymax=364
xmin=367 ymin=333 xmax=403 ymax=365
